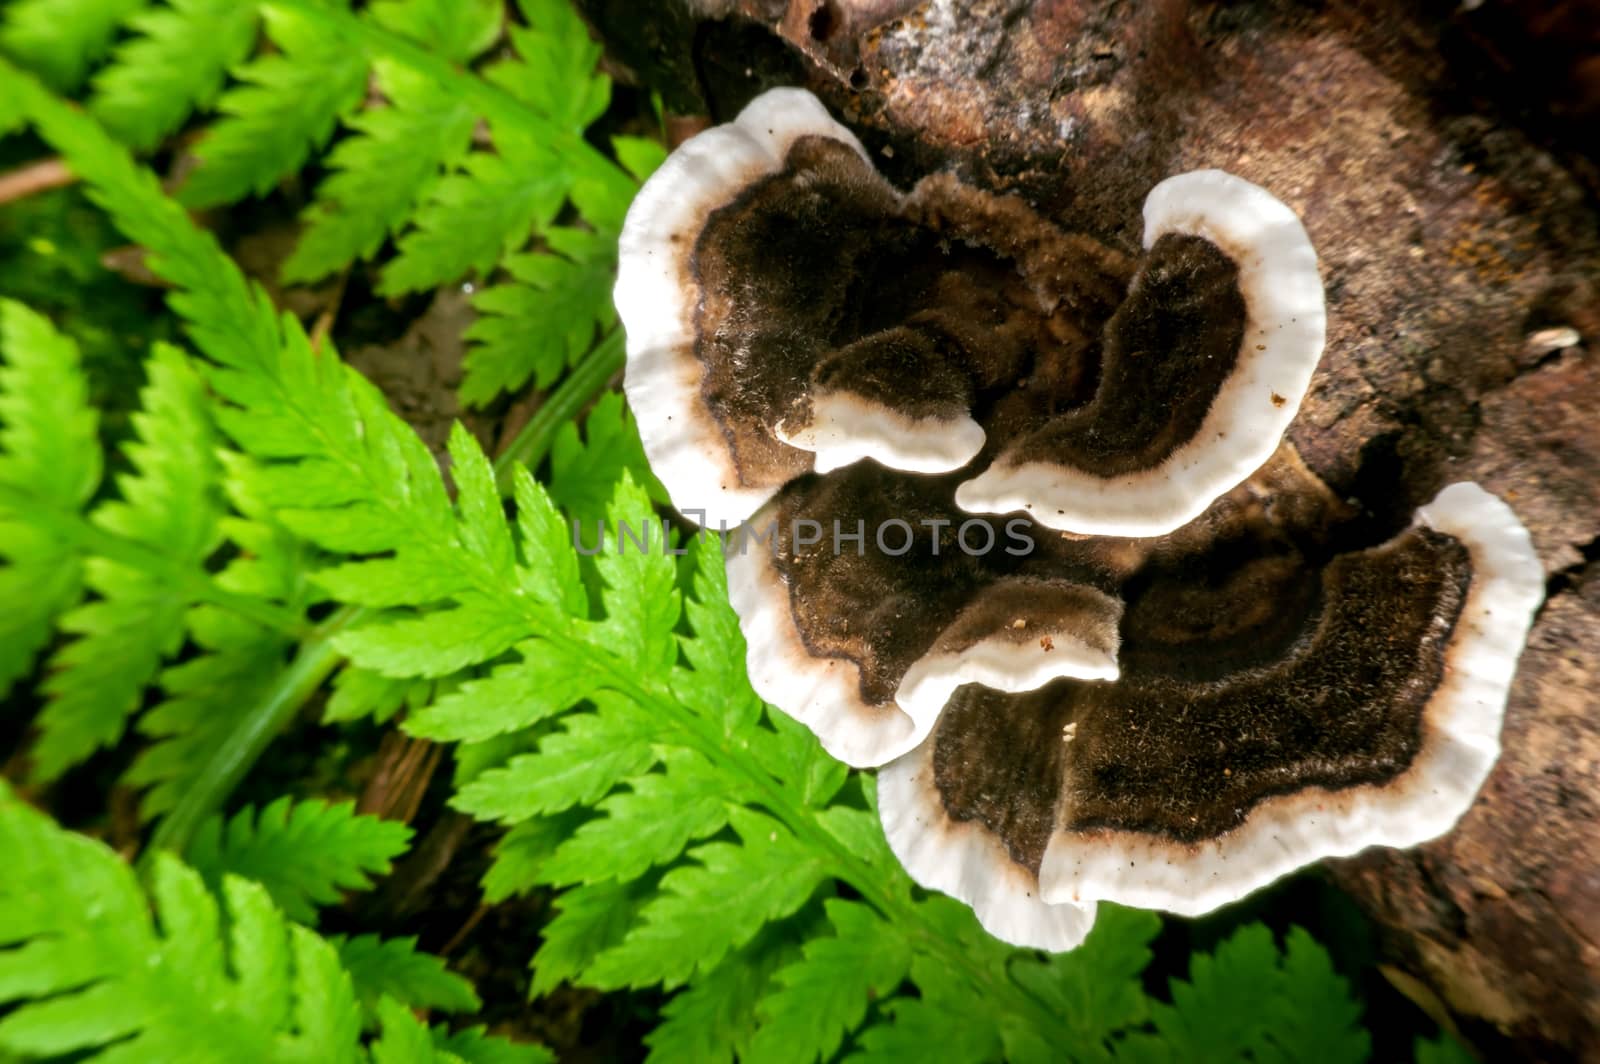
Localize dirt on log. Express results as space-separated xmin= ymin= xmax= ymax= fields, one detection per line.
xmin=577 ymin=0 xmax=1600 ymax=1057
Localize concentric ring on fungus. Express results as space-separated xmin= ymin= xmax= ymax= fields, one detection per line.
xmin=616 ymin=88 xmax=1545 ymax=950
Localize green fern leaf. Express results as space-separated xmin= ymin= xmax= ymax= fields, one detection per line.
xmin=434 ymin=1025 xmax=555 ymax=1064
xmin=1002 ymin=905 xmax=1161 ymax=1063
xmin=335 ymin=934 xmax=481 ymax=1019
xmin=0 ymin=301 xmax=100 ymax=697
xmin=485 ymin=0 xmax=609 ymax=131
xmin=452 ymin=692 xmax=658 ymax=822
xmin=545 ymin=391 xmax=663 ymax=523
xmin=671 ymin=536 xmax=765 ymax=736
xmin=747 ymin=899 xmax=913 ymax=1064
xmin=586 ymin=808 xmax=830 ymax=990
xmin=334 ymin=597 xmax=530 ymax=678
xmin=90 ymin=0 xmax=259 ymax=149
xmin=371 ymin=998 xmax=439 ymax=1064
xmin=461 ymin=227 xmax=618 ymax=404
xmin=1116 ymin=923 xmax=1369 ymax=1064
xmin=0 ymin=0 xmax=145 ymax=90
xmin=185 ymin=797 xmax=412 ymax=923
xmin=179 ymin=4 xmax=368 ymax=207
xmin=128 ymin=470 xmax=313 ymax=819
xmin=126 ymin=606 xmax=292 ymax=818
xmin=646 ymin=930 xmax=797 ymax=1064
xmin=850 ymin=954 xmax=1003 ymax=1064
xmin=1254 ymin=928 xmax=1371 ymax=1064
xmin=480 ymin=812 xmax=580 ymax=902
xmin=404 ymin=644 xmax=598 ymax=742
xmin=370 ymin=0 xmax=503 ymax=64
xmin=283 ymin=59 xmax=477 ymax=284
xmin=529 ymin=877 xmax=653 ymax=998
xmin=0 ymin=782 xmax=368 ymax=1059
xmin=33 ymin=342 xmax=221 ymax=779
xmin=325 ymin=664 xmax=435 ymax=725
xmin=379 ymin=126 xmax=570 ymax=295
xmin=593 ymin=474 xmax=680 ymax=673
xmin=536 ymin=749 xmax=731 ymax=886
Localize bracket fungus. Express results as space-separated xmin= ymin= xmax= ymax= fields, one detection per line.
xmin=616 ymin=88 xmax=1545 ymax=951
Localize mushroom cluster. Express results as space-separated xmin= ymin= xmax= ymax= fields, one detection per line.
xmin=614 ymin=89 xmax=1545 ymax=950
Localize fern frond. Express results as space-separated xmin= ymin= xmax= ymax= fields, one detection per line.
xmin=379 ymin=127 xmax=571 ymax=296
xmin=179 ymin=4 xmax=368 ymax=207
xmin=369 ymin=0 xmax=503 ymax=65
xmin=460 ymin=228 xmax=618 ymax=404
xmin=1116 ymin=924 xmax=1371 ymax=1064
xmin=744 ymin=899 xmax=912 ymax=1064
xmin=0 ymin=301 xmax=100 ymax=697
xmin=90 ymin=0 xmax=259 ymax=150
xmin=0 ymin=0 xmax=145 ymax=90
xmin=325 ymin=664 xmax=437 ymax=725
xmin=484 ymin=0 xmax=609 ymax=131
xmin=335 ymin=933 xmax=481 ymax=1020
xmin=545 ymin=391 xmax=664 ymax=525
xmin=0 ymin=782 xmax=539 ymax=1061
xmin=644 ymin=926 xmax=798 ymax=1064
xmin=186 ymin=797 xmax=413 ymax=923
xmin=33 ymin=342 xmax=222 ymax=779
xmin=127 ymin=463 xmax=317 ymax=819
xmin=125 ymin=606 xmax=293 ymax=818
xmin=282 ymin=59 xmax=477 ymax=284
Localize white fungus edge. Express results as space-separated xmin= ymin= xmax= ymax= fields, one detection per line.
xmin=1035 ymin=481 xmax=1544 ymax=916
xmin=724 ymin=537 xmax=927 ymax=768
xmin=614 ymin=88 xmax=870 ymax=529
xmin=895 ymin=620 xmax=1121 ymax=725
xmin=878 ymin=738 xmax=1099 ymax=951
xmin=955 ymin=168 xmax=1328 ymax=538
xmin=775 ymin=390 xmax=987 ymax=475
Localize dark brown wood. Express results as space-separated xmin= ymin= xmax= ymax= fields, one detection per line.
xmin=577 ymin=1 xmax=1600 ymax=1057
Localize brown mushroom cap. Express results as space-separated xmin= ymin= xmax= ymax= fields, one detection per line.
xmin=726 ymin=464 xmax=1130 ymax=767
xmin=617 ymin=89 xmax=1325 ymax=536
xmin=621 ymin=88 xmax=1541 ymax=953
xmin=876 ymin=481 xmax=1542 ymax=945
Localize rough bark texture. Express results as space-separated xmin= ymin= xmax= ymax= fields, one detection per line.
xmin=581 ymin=1 xmax=1600 ymax=1058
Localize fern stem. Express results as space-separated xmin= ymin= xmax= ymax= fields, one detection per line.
xmin=145 ymin=334 xmax=626 ymax=855
xmin=1 ymin=52 xmax=1064 ymax=1033
xmin=505 ymin=624 xmax=1071 ymax=1036
xmin=0 ymin=483 xmax=307 ymax=635
xmin=494 ymin=327 xmax=624 ymax=490
xmin=144 ymin=609 xmax=351 ymax=860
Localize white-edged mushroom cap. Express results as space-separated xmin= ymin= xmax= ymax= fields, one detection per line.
xmin=879 ymin=739 xmax=1098 ymax=951
xmin=1033 ymin=481 xmax=1542 ymax=915
xmin=615 ymin=89 xmax=871 ymax=529
xmin=893 ymin=581 xmax=1122 ymax=724
xmin=956 ymin=169 xmax=1327 ymax=537
xmin=725 ymin=536 xmax=931 ymax=767
xmin=721 ymin=467 xmax=1134 ymax=769
xmin=775 ymin=391 xmax=987 ymax=475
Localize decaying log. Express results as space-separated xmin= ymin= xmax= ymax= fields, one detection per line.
xmin=577 ymin=1 xmax=1600 ymax=1057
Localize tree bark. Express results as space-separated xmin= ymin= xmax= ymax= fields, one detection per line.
xmin=581 ymin=2 xmax=1600 ymax=1056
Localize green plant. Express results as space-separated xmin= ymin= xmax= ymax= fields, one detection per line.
xmin=0 ymin=2 xmax=1475 ymax=1060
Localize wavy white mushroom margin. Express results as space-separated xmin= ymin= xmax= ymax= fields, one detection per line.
xmin=725 ymin=522 xmax=1122 ymax=768
xmin=878 ymin=482 xmax=1544 ymax=949
xmin=956 ymin=168 xmax=1329 ymax=537
xmin=615 ymin=90 xmax=1542 ymax=951
xmin=617 ymin=89 xmax=995 ymax=530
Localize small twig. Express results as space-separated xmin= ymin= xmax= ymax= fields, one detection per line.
xmin=0 ymin=157 xmax=76 ymax=206
xmin=438 ymin=904 xmax=489 ymax=958
xmin=309 ymin=269 xmax=351 ymax=353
